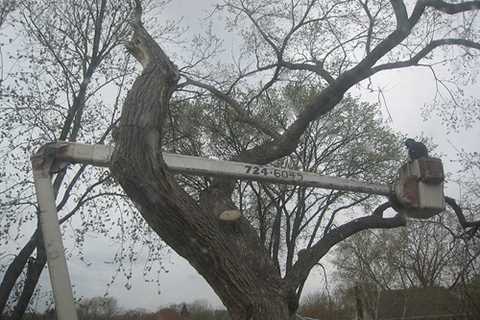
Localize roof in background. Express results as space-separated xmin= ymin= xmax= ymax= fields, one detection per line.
xmin=377 ymin=287 xmax=468 ymax=320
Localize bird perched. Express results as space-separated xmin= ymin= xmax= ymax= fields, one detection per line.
xmin=405 ymin=138 xmax=429 ymax=160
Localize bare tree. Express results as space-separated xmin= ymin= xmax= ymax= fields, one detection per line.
xmin=335 ymin=217 xmax=468 ymax=287
xmin=450 ymin=151 xmax=480 ymax=317
xmin=0 ymin=0 xmax=155 ymax=317
xmin=0 ymin=0 xmax=14 ymax=28
xmin=109 ymin=1 xmax=480 ymax=319
xmin=0 ymin=0 xmax=15 ymax=94
xmin=77 ymin=296 xmax=119 ymax=320
xmin=334 ymin=213 xmax=480 ymax=319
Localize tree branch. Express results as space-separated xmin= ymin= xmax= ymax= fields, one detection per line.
xmin=280 ymin=60 xmax=335 ymax=84
xmin=183 ymin=77 xmax=280 ymax=139
xmin=286 ymin=202 xmax=406 ymax=288
xmin=390 ymin=0 xmax=410 ymax=33
xmin=235 ymin=0 xmax=423 ymax=164
xmin=424 ymin=0 xmax=480 ymax=14
xmin=237 ymin=2 xmax=281 ymax=58
xmin=371 ymin=38 xmax=480 ymax=74
xmin=445 ymin=196 xmax=480 ymax=236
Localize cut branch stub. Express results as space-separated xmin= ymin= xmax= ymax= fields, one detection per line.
xmin=220 ymin=210 xmax=242 ymax=221
xmin=199 ymin=183 xmax=242 ymax=221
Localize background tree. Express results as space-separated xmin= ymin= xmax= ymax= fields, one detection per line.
xmin=298 ymin=291 xmax=349 ymax=320
xmin=0 ymin=0 xmax=174 ymax=317
xmin=334 ymin=213 xmax=480 ymax=319
xmin=0 ymin=0 xmax=14 ymax=28
xmin=0 ymin=0 xmax=16 ymax=93
xmin=77 ymin=296 xmax=119 ymax=320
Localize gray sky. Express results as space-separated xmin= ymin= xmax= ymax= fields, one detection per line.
xmin=5 ymin=0 xmax=480 ymax=313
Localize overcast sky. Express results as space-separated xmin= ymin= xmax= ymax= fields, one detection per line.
xmin=6 ymin=0 xmax=480 ymax=313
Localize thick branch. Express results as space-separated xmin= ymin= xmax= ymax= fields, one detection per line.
xmin=424 ymin=0 xmax=480 ymax=14
xmin=0 ymin=232 xmax=39 ymax=314
xmin=236 ymin=0 xmax=424 ymax=164
xmin=371 ymin=38 xmax=480 ymax=74
xmin=286 ymin=202 xmax=406 ymax=288
xmin=280 ymin=60 xmax=335 ymax=84
xmin=10 ymin=241 xmax=46 ymax=320
xmin=445 ymin=196 xmax=480 ymax=231
xmin=183 ymin=77 xmax=280 ymax=139
xmin=236 ymin=0 xmax=480 ymax=167
xmin=390 ymin=0 xmax=410 ymax=33
xmin=238 ymin=84 xmax=346 ymax=164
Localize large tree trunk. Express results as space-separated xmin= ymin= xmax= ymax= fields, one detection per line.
xmin=109 ymin=4 xmax=407 ymax=319
xmin=110 ymin=13 xmax=294 ymax=320
xmin=112 ymin=148 xmax=292 ymax=319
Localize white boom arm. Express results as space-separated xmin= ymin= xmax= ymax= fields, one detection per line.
xmin=54 ymin=142 xmax=392 ymax=195
xmin=31 ymin=141 xmax=393 ymax=320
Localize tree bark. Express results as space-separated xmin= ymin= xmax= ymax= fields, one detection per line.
xmin=0 ymin=2 xmax=109 ymax=315
xmin=111 ymin=65 xmax=292 ymax=319
xmin=110 ymin=10 xmax=294 ymax=319
xmin=108 ymin=4 xmax=420 ymax=318
xmin=10 ymin=242 xmax=46 ymax=320
xmin=0 ymin=232 xmax=38 ymax=316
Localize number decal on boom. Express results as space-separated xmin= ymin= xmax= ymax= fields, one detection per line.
xmin=243 ymin=165 xmax=303 ymax=181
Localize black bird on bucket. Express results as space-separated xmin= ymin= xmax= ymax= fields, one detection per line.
xmin=405 ymin=138 xmax=428 ymax=160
